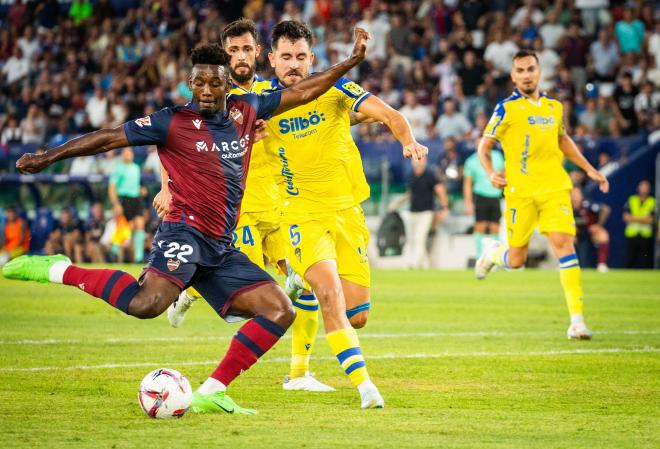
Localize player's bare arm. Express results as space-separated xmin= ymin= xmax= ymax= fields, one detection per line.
xmin=355 ymin=95 xmax=428 ymax=160
xmin=16 ymin=127 xmax=128 ymax=174
xmin=478 ymin=136 xmax=507 ymax=188
xmin=273 ymin=28 xmax=369 ymax=115
xmin=558 ymin=134 xmax=609 ymax=193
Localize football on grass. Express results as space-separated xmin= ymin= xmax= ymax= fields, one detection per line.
xmin=138 ymin=368 xmax=192 ymax=419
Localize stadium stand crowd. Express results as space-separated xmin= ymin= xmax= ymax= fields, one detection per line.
xmin=0 ymin=0 xmax=658 ymax=267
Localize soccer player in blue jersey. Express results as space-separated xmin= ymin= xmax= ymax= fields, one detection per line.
xmin=3 ymin=29 xmax=371 ymax=413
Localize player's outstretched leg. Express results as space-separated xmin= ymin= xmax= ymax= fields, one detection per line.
xmin=191 ymin=281 xmax=295 ymax=414
xmin=2 ymin=254 xmax=180 ymax=318
xmin=475 ymin=240 xmax=508 ymax=279
xmin=306 ymin=260 xmax=383 ymax=409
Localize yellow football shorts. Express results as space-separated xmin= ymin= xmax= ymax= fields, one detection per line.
xmin=283 ymin=205 xmax=371 ymax=287
xmin=233 ymin=207 xmax=287 ymax=275
xmin=504 ymin=189 xmax=576 ymax=247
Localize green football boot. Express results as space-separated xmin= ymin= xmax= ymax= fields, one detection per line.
xmin=191 ymin=390 xmax=257 ymax=415
xmin=1 ymin=254 xmax=71 ymax=283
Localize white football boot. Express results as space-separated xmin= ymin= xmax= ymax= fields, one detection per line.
xmin=167 ymin=289 xmax=198 ymax=328
xmin=567 ymin=322 xmax=593 ymax=340
xmin=358 ymin=379 xmax=384 ymax=409
xmin=475 ymin=240 xmax=501 ymax=280
xmin=283 ymin=373 xmax=335 ymax=392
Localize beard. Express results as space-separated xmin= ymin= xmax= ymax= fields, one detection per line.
xmin=520 ymin=82 xmax=538 ymax=95
xmin=231 ymin=64 xmax=256 ymax=85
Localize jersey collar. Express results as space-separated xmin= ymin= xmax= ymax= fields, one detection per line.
xmin=513 ymin=88 xmax=544 ymax=106
xmin=231 ymin=74 xmax=263 ymax=93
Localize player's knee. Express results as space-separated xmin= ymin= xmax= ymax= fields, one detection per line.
xmin=128 ymin=292 xmax=168 ymax=319
xmin=349 ymin=311 xmax=369 ymax=329
xmin=264 ymin=289 xmax=296 ymax=329
xmin=508 ymin=254 xmax=526 ymax=269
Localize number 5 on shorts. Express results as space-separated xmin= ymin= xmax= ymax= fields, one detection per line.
xmin=289 ymin=225 xmax=301 ymax=246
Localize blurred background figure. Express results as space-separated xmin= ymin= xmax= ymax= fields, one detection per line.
xmin=623 ymin=180 xmax=655 ymax=269
xmin=571 ymin=187 xmax=610 ymax=272
xmin=0 ymin=206 xmax=29 ymax=266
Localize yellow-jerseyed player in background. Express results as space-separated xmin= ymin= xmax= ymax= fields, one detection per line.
xmin=155 ymin=20 xmax=289 ymax=323
xmin=264 ymin=20 xmax=427 ymax=407
xmin=475 ymin=49 xmax=609 ymax=340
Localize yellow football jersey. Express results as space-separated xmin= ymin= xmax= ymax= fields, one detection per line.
xmin=229 ymin=77 xmax=280 ymax=213
xmin=483 ymin=89 xmax=572 ymax=198
xmin=263 ymin=77 xmax=371 ymax=218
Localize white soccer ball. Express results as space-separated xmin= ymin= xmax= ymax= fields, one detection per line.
xmin=138 ymin=368 xmax=193 ymax=419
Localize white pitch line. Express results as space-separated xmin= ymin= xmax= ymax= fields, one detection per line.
xmin=1 ymin=329 xmax=659 ymax=346
xmin=0 ymin=347 xmax=658 ymax=373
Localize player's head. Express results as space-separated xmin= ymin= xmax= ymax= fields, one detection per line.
xmin=511 ymin=50 xmax=540 ymax=96
xmin=222 ymin=18 xmax=260 ymax=85
xmin=269 ymin=20 xmax=314 ymax=87
xmin=189 ymin=43 xmax=231 ymax=115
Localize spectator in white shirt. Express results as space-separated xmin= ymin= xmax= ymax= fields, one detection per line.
xmin=142 ymin=146 xmax=161 ymax=175
xmin=2 ymin=47 xmax=29 ymax=85
xmin=399 ymin=90 xmax=433 ymax=141
xmin=69 ymin=156 xmax=98 ymax=176
xmin=434 ymin=99 xmax=472 ymax=140
xmin=85 ymin=87 xmax=108 ymax=129
xmin=356 ymin=8 xmax=390 ymax=62
xmin=484 ymin=30 xmax=519 ymax=79
xmin=510 ymin=0 xmax=544 ymax=29
xmin=20 ymin=105 xmax=47 ymax=145
xmin=590 ymin=29 xmax=619 ymax=82
xmin=539 ymin=9 xmax=566 ymax=50
xmin=635 ymin=80 xmax=660 ymax=129
xmin=17 ymin=25 xmax=40 ymax=62
xmin=534 ymin=38 xmax=560 ymax=91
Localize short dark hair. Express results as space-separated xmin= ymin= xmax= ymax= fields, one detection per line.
xmin=190 ymin=43 xmax=230 ymax=66
xmin=271 ymin=20 xmax=313 ymax=49
xmin=222 ymin=18 xmax=258 ymax=45
xmin=512 ymin=49 xmax=539 ymax=63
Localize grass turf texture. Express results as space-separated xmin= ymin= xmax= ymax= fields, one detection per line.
xmin=0 ymin=268 xmax=658 ymax=449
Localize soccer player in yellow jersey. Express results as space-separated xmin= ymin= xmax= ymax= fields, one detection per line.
xmin=475 ymin=50 xmax=609 ymax=340
xmin=263 ymin=21 xmax=427 ymax=407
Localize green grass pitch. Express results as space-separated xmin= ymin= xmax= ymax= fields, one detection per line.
xmin=1 ymin=268 xmax=659 ymax=449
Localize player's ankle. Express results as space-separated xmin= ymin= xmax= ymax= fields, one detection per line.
xmin=570 ymin=313 xmax=585 ymax=325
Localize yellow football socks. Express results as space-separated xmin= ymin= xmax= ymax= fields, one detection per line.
xmin=558 ymin=254 xmax=584 ymax=316
xmin=289 ymin=293 xmax=319 ymax=378
xmin=326 ymin=327 xmax=369 ymax=386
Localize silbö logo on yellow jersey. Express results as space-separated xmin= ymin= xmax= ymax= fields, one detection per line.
xmin=278 ymin=147 xmax=299 ymax=196
xmin=527 ymin=115 xmax=556 ymax=130
xmin=279 ymin=111 xmax=326 ymax=139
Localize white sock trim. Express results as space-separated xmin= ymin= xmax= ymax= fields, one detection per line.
xmin=197 ymin=377 xmax=226 ymax=395
xmin=49 ymin=261 xmax=72 ymax=283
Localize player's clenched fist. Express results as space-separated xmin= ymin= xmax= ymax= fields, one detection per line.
xmin=16 ymin=152 xmax=50 ymax=174
xmin=488 ymin=171 xmax=507 ymax=188
xmin=350 ymin=28 xmax=370 ymax=64
xmin=403 ymin=142 xmax=428 ymax=161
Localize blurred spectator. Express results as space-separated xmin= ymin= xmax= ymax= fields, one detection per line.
xmin=0 ymin=206 xmax=30 ymax=266
xmin=634 ymin=80 xmax=660 ymax=130
xmin=597 ymin=151 xmax=619 ymax=179
xmin=356 ymin=8 xmax=390 ymax=63
xmin=84 ymin=202 xmax=106 ymax=263
xmin=46 ymin=208 xmax=83 ymax=263
xmin=436 ymin=137 xmax=463 ymax=199
xmin=612 ymin=72 xmax=639 ymax=135
xmin=578 ymin=98 xmax=598 ymax=134
xmin=648 ymin=111 xmax=660 ymax=146
xmin=100 ymin=203 xmax=132 ymax=263
xmin=457 ymin=50 xmax=484 ymax=98
xmin=109 ymin=148 xmax=145 ymax=263
xmin=560 ymin=22 xmax=589 ymax=93
xmin=510 ymin=0 xmax=544 ymax=29
xmin=484 ymin=29 xmax=518 ymax=82
xmin=539 ymin=9 xmax=565 ymax=50
xmin=388 ymin=13 xmax=413 ymax=75
xmin=590 ymin=28 xmax=620 ymax=82
xmin=615 ymin=6 xmax=645 ymax=54
xmin=623 ymin=180 xmax=656 ymax=268
xmin=69 ymin=156 xmax=98 ymax=176
xmin=571 ymin=184 xmax=611 ymax=272
xmin=576 ymin=0 xmax=610 ymax=36
xmin=378 ymin=77 xmax=401 ymax=109
xmin=534 ymin=38 xmax=560 ymax=91
xmin=399 ymin=90 xmax=433 ymax=141
xmin=2 ymin=46 xmax=29 ymax=85
xmin=86 ymin=87 xmax=108 ymax=129
xmin=97 ymin=149 xmax=118 ymax=175
xmin=142 ymin=146 xmax=161 ymax=175
xmin=594 ymin=96 xmax=616 ymax=136
xmin=434 ymin=99 xmax=471 ymax=140
xmin=389 ymin=157 xmax=448 ymax=269
xmin=1 ymin=116 xmax=22 ymax=146
xmin=17 ymin=26 xmax=39 ymax=62
xmin=20 ymin=105 xmax=47 ymax=146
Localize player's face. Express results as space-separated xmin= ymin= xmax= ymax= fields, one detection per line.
xmin=268 ymin=38 xmax=315 ymax=87
xmin=189 ymin=65 xmax=231 ymax=114
xmin=511 ymin=56 xmax=540 ymax=96
xmin=224 ymin=33 xmax=260 ymax=85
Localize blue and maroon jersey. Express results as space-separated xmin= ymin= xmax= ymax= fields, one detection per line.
xmin=123 ymin=92 xmax=282 ymax=242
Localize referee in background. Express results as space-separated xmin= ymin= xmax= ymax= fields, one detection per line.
xmin=463 ymin=146 xmax=504 ymax=258
xmin=108 ymin=147 xmax=145 ymax=262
